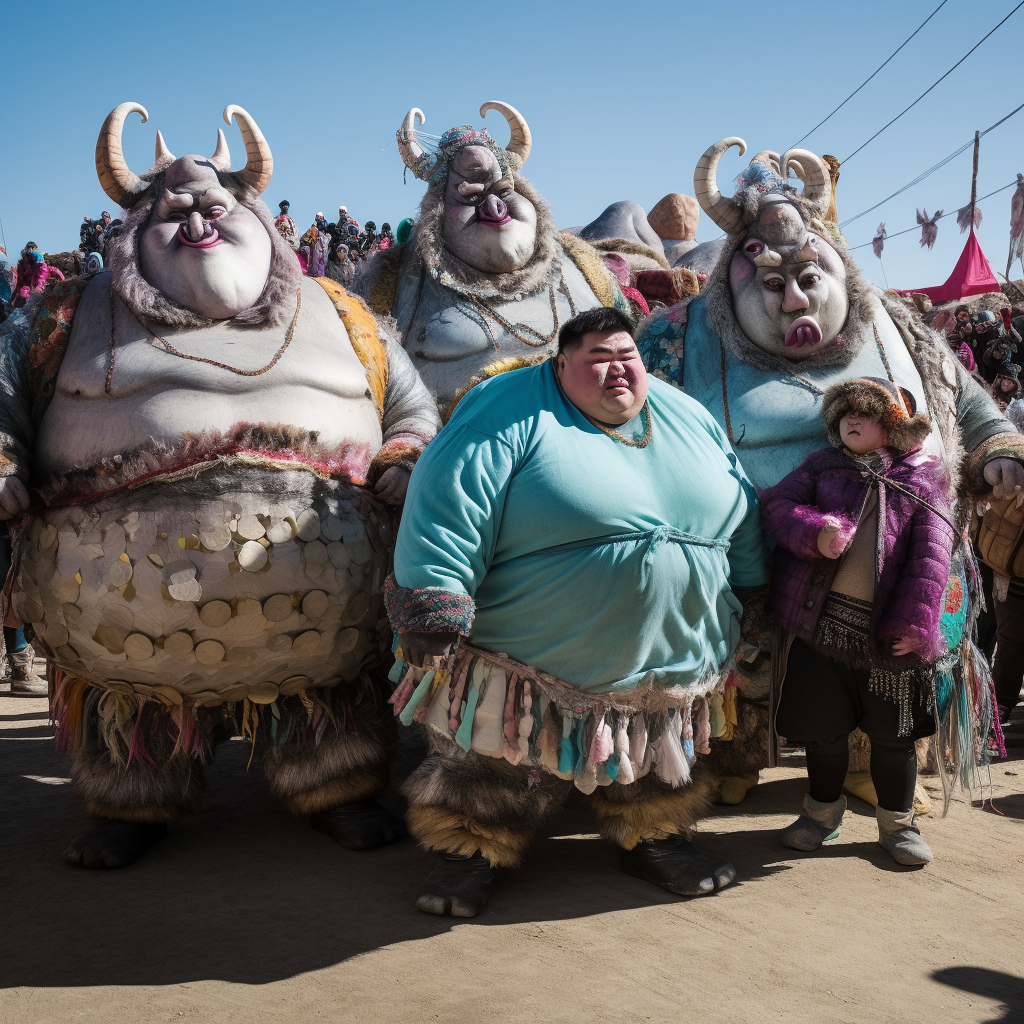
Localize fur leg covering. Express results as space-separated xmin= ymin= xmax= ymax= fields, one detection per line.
xmin=71 ymin=715 xmax=203 ymax=824
xmin=264 ymin=686 xmax=395 ymax=816
xmin=702 ymin=699 xmax=769 ymax=778
xmin=589 ymin=763 xmax=714 ymax=850
xmin=402 ymin=734 xmax=568 ymax=868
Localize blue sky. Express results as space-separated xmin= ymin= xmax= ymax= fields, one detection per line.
xmin=2 ymin=0 xmax=1020 ymax=291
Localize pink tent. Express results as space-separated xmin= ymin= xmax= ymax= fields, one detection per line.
xmin=896 ymin=230 xmax=1001 ymax=303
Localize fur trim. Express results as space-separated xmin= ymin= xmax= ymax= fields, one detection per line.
xmin=367 ymin=437 xmax=425 ymax=484
xmin=72 ymin=744 xmax=202 ymax=823
xmin=41 ymin=421 xmax=375 ymax=506
xmin=588 ymin=766 xmax=714 ymax=849
xmin=701 ymin=698 xmax=769 ymax=778
xmin=962 ymin=431 xmax=1024 ymax=494
xmin=403 ymin=734 xmax=567 ymax=833
xmin=822 ymin=378 xmax=932 ymax=452
xmin=359 ymin=242 xmax=406 ymax=316
xmin=557 ymin=233 xmax=619 ymax=308
xmin=279 ymin=769 xmax=390 ymax=815
xmin=405 ymin=805 xmax=533 ymax=868
xmin=414 ymin=174 xmax=562 ymax=300
xmin=442 ymin=354 xmax=549 ymax=422
xmin=588 ymin=237 xmax=669 ymax=270
xmin=265 ymin=730 xmax=391 ymax=803
xmin=107 ymin=172 xmax=302 ymax=329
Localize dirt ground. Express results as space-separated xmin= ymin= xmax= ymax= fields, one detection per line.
xmin=1 ymin=693 xmax=1021 ymax=1024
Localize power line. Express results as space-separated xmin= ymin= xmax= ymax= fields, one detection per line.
xmin=791 ymin=0 xmax=950 ymax=149
xmin=847 ymin=180 xmax=1018 ymax=251
xmin=840 ymin=101 xmax=1024 ymax=229
xmin=841 ymin=0 xmax=1024 ymax=163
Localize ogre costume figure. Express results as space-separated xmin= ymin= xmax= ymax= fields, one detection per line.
xmin=637 ymin=140 xmax=1024 ymax=802
xmin=353 ymin=101 xmax=629 ymax=408
xmin=0 ymin=102 xmax=439 ymax=866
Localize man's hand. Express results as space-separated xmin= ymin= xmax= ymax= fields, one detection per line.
xmin=983 ymin=458 xmax=1024 ymax=506
xmin=0 ymin=477 xmax=30 ymax=520
xmin=374 ymin=466 xmax=411 ymax=505
xmin=399 ymin=630 xmax=460 ymax=669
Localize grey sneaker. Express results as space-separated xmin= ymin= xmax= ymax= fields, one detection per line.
xmin=876 ymin=806 xmax=933 ymax=865
xmin=780 ymin=794 xmax=846 ymax=851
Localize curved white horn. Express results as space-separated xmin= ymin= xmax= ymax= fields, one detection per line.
xmin=480 ymin=100 xmax=532 ymax=167
xmin=780 ymin=148 xmax=831 ymax=216
xmin=223 ymin=104 xmax=272 ymax=195
xmin=209 ymin=128 xmax=231 ymax=172
xmin=96 ymin=102 xmax=150 ymax=208
xmin=397 ymin=107 xmax=426 ymax=171
xmin=693 ymin=137 xmax=748 ymax=235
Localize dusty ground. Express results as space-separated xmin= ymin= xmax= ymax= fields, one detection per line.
xmin=1 ymin=693 xmax=1021 ymax=1024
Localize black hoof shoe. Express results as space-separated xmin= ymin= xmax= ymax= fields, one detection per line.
xmin=620 ymin=834 xmax=735 ymax=896
xmin=63 ymin=820 xmax=167 ymax=869
xmin=415 ymin=852 xmax=496 ymax=917
xmin=311 ymin=799 xmax=407 ymax=851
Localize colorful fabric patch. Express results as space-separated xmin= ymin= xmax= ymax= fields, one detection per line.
xmin=383 ymin=575 xmax=475 ymax=636
xmin=27 ymin=277 xmax=89 ymax=423
xmin=637 ymin=303 xmax=689 ymax=387
xmin=939 ymin=565 xmax=967 ymax=651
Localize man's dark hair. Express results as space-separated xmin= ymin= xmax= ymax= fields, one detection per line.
xmin=557 ymin=306 xmax=636 ymax=355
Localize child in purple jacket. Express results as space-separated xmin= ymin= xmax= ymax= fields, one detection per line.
xmin=760 ymin=377 xmax=955 ymax=867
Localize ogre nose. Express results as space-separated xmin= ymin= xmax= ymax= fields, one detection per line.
xmin=477 ymin=194 xmax=509 ymax=223
xmin=183 ymin=211 xmax=208 ymax=242
xmin=782 ymin=277 xmax=809 ymax=314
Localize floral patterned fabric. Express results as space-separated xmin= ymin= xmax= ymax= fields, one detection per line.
xmin=636 ymin=298 xmax=692 ymax=388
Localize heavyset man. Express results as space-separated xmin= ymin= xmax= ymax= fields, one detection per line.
xmin=385 ymin=308 xmax=766 ymax=916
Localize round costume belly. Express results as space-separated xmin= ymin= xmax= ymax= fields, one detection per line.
xmin=12 ymin=468 xmax=393 ymax=705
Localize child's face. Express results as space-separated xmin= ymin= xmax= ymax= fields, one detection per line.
xmin=840 ymin=411 xmax=887 ymax=453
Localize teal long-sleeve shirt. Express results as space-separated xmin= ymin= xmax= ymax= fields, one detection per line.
xmin=394 ymin=361 xmax=766 ymax=694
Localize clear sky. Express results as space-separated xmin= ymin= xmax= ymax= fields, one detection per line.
xmin=1 ymin=0 xmax=1020 ymax=291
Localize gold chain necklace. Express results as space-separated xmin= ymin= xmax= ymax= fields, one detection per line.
xmin=106 ymin=287 xmax=302 ymax=395
xmin=468 ymin=274 xmax=577 ymax=349
xmin=584 ymin=401 xmax=653 ymax=448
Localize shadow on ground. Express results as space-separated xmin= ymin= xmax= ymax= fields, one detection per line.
xmin=931 ymin=966 xmax=1024 ymax=1024
xmin=0 ymin=720 xmax=794 ymax=989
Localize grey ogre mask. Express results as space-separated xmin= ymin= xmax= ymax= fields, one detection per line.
xmin=98 ymin=102 xmax=300 ymax=327
xmin=397 ymin=102 xmax=559 ymax=293
xmin=695 ymin=138 xmax=853 ymax=362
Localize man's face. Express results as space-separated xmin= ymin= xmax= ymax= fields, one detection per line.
xmin=556 ymin=329 xmax=648 ymax=425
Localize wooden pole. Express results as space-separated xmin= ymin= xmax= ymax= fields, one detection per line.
xmin=969 ymin=130 xmax=980 ymax=233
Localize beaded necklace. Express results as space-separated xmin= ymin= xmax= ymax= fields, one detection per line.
xmin=106 ymin=287 xmax=302 ymax=395
xmin=468 ymin=273 xmax=577 ymax=349
xmin=584 ymin=401 xmax=653 ymax=448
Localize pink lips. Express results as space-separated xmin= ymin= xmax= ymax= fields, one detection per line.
xmin=784 ymin=315 xmax=822 ymax=348
xmin=177 ymin=226 xmax=223 ymax=249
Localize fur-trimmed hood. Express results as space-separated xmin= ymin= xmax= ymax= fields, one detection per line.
xmin=822 ymin=376 xmax=932 ymax=452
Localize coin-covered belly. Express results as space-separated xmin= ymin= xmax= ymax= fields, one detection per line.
xmin=13 ymin=468 xmax=394 ymax=706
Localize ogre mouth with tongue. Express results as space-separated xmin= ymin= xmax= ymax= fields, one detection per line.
xmin=784 ymin=315 xmax=823 ymax=348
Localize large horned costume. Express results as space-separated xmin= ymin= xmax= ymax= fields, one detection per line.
xmin=353 ymin=102 xmax=630 ymax=408
xmin=637 ymin=140 xmax=1023 ymax=800
xmin=0 ymin=102 xmax=439 ymax=866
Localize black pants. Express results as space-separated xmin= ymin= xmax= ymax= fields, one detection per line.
xmin=777 ymin=637 xmax=934 ymax=812
xmin=992 ymin=579 xmax=1024 ymax=722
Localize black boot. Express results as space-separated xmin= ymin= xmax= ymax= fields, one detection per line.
xmin=311 ymin=799 xmax=407 ymax=851
xmin=620 ymin=833 xmax=736 ymax=896
xmin=414 ymin=852 xmax=496 ymax=917
xmin=63 ymin=819 xmax=167 ymax=869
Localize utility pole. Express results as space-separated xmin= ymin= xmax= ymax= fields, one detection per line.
xmin=969 ymin=130 xmax=980 ymax=233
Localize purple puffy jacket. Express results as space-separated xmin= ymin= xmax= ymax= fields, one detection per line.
xmin=760 ymin=446 xmax=955 ymax=669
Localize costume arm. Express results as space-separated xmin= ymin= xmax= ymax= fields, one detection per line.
xmin=0 ymin=306 xmax=37 ymax=481
xmin=636 ymin=307 xmax=687 ymax=388
xmin=953 ymin=358 xmax=1024 ymax=489
xmin=367 ymin=330 xmax=440 ymax=483
xmin=385 ymin=420 xmax=517 ymax=638
xmin=878 ymin=498 xmax=954 ymax=662
xmin=759 ymin=457 xmax=857 ymax=561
